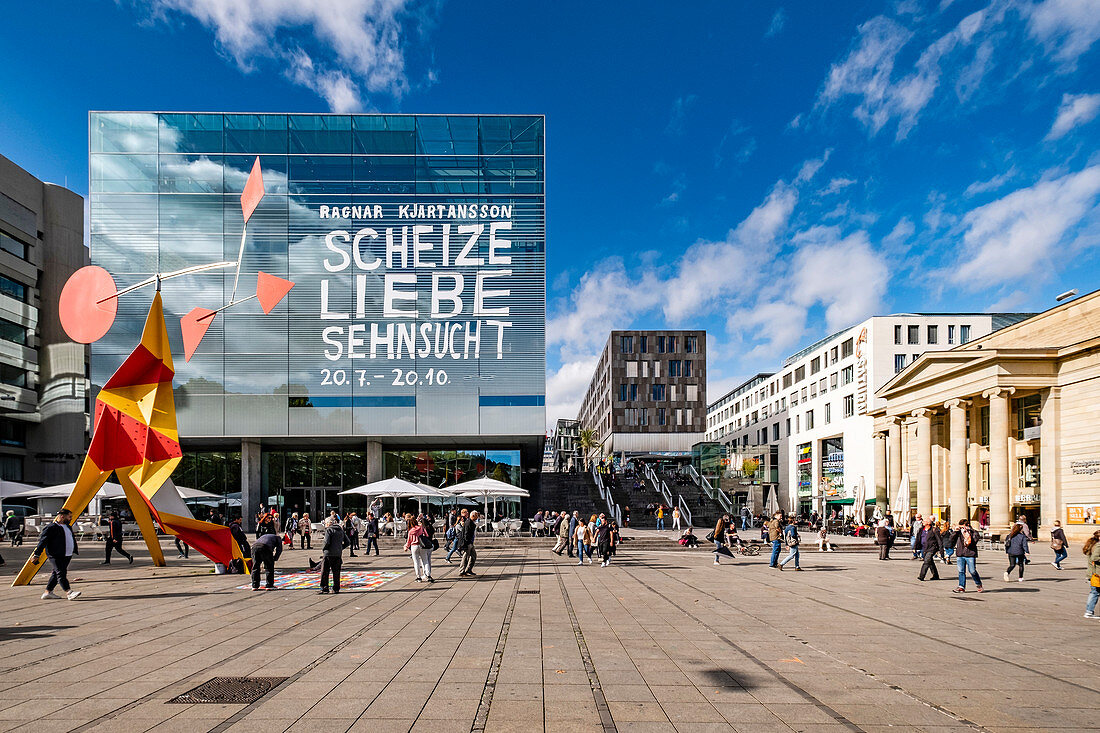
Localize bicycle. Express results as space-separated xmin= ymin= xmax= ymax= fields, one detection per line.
xmin=733 ymin=543 xmax=760 ymax=556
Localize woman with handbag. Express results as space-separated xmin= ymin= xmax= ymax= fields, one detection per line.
xmin=711 ymin=515 xmax=727 ymax=565
xmin=1083 ymin=530 xmax=1100 ymax=619
xmin=405 ymin=515 xmax=434 ymax=583
xmin=1050 ymin=520 xmax=1068 ymax=570
xmin=1003 ymin=523 xmax=1030 ymax=582
xmin=778 ymin=516 xmax=802 ymax=571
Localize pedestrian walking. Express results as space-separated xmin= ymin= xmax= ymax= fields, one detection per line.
xmin=283 ymin=513 xmax=298 ymax=550
xmin=364 ymin=512 xmax=380 ymax=556
xmin=1003 ymin=523 xmax=1030 ymax=582
xmin=1082 ymin=530 xmax=1100 ymax=619
xmin=344 ymin=514 xmax=358 ymax=557
xmin=910 ymin=513 xmax=924 ymax=559
xmin=778 ymin=518 xmax=802 ymax=570
xmin=101 ymin=511 xmax=133 ymax=565
xmin=31 ymin=508 xmax=81 ymax=600
xmin=672 ymin=506 xmax=681 ymax=531
xmin=298 ymin=512 xmax=312 ymax=549
xmin=249 ymin=532 xmax=282 ymax=590
xmin=319 ymin=516 xmax=349 ymax=594
xmin=740 ymin=505 xmax=751 ymax=530
xmin=446 ymin=508 xmax=466 ymax=562
xmin=551 ymin=511 xmax=569 ymax=555
xmin=656 ymin=505 xmax=665 ymax=531
xmin=174 ymin=537 xmax=189 ymax=558
xmin=567 ymin=511 xmax=579 ymax=558
xmin=575 ymin=517 xmax=592 ymax=565
xmin=916 ymin=517 xmax=943 ymax=581
xmin=623 ymin=505 xmax=630 ymax=527
xmin=1050 ymin=520 xmax=1068 ymax=570
xmin=6 ymin=510 xmax=24 ymax=546
xmin=597 ymin=520 xmax=612 ymax=566
xmin=711 ymin=514 xmax=729 ymax=565
xmin=946 ymin=518 xmax=983 ymax=593
xmin=404 ymin=515 xmax=435 ymax=583
xmin=767 ymin=511 xmax=784 ymax=567
xmin=459 ymin=511 xmax=479 ymax=576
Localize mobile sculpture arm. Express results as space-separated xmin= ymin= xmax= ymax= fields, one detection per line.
xmin=13 ymin=158 xmax=293 ymax=586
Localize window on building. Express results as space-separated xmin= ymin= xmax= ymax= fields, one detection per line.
xmin=0 ymin=364 xmax=27 ymax=388
xmin=629 ymin=383 xmax=637 ymax=401
xmin=653 ymin=360 xmax=661 ymax=378
xmin=894 ymin=325 xmax=902 ymax=344
xmin=805 ymin=410 xmax=814 ymax=430
xmin=908 ymin=325 xmax=920 ymax=344
xmin=912 ymin=353 xmax=920 ymax=363
xmin=894 ymin=354 xmax=906 ymax=373
xmin=785 ymin=418 xmax=791 ymax=436
xmin=685 ymin=384 xmax=698 ymax=402
xmin=810 ymin=382 xmax=818 ymax=398
xmin=618 ymin=384 xmax=627 ymax=402
xmin=668 ymin=337 xmax=677 ymax=352
xmin=772 ymin=423 xmax=779 ymax=441
xmin=0 ymin=454 xmax=23 ymax=481
xmin=657 ymin=407 xmax=666 ymax=425
xmin=794 ymin=366 xmax=805 ymax=382
xmin=668 ymin=360 xmax=682 ymax=377
xmin=657 ymin=336 xmax=666 ymax=353
xmin=669 ymin=385 xmax=677 ymax=401
xmin=790 ymin=392 xmax=798 ymax=406
xmin=0 ymin=419 xmax=27 ymax=447
xmin=948 ymin=325 xmax=955 ymax=344
xmin=795 ymin=415 xmax=799 ymax=432
xmin=830 ymin=372 xmax=838 ymax=389
xmin=652 ymin=384 xmax=665 ymax=401
xmin=619 ymin=335 xmax=633 ymax=353
xmin=824 ymin=403 xmax=831 ymax=424
xmin=684 ymin=335 xmax=698 ymax=353
xmin=830 ymin=346 xmax=838 ymax=364
xmin=819 ymin=377 xmax=827 ymax=393
xmin=626 ymin=361 xmax=638 ymax=377
xmin=842 ymin=338 xmax=854 ymax=358
xmin=927 ymin=325 xmax=938 ymax=344
xmin=810 ymin=356 xmax=821 ymax=374
xmin=842 ymin=365 xmax=854 ymax=385
xmin=980 ymin=405 xmax=990 ymax=446
xmin=0 ymin=318 xmax=28 ymax=346
xmin=800 ymin=386 xmax=807 ymax=401
xmin=683 ymin=360 xmax=693 ymax=377
xmin=0 ymin=231 xmax=29 ymax=260
xmin=782 ymin=373 xmax=792 ymax=389
xmin=960 ymin=325 xmax=971 ymax=343
xmin=0 ymin=275 xmax=27 ymax=303
xmin=844 ymin=394 xmax=854 ymax=418
xmin=639 ymin=335 xmax=648 ymax=353
xmin=1015 ymin=393 xmax=1041 ymax=440
xmin=685 ymin=408 xmax=693 ymax=424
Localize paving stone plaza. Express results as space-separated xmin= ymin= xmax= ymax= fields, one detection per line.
xmin=1 ymin=537 xmax=1097 ymax=732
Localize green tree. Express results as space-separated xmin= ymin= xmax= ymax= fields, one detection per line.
xmin=577 ymin=428 xmax=600 ymax=470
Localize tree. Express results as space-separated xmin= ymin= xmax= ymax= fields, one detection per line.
xmin=742 ymin=458 xmax=759 ymax=477
xmin=577 ymin=428 xmax=600 ymax=470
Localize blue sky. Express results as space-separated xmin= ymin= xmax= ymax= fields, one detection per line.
xmin=2 ymin=0 xmax=1099 ymax=427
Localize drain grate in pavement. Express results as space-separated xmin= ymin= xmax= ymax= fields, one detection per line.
xmin=167 ymin=676 xmax=287 ymax=704
xmin=516 ymin=589 xmax=540 ymax=594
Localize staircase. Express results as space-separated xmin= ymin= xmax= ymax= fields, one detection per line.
xmin=537 ymin=471 xmax=604 ymax=516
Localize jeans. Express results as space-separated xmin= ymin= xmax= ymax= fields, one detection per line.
xmin=770 ymin=539 xmax=781 ymax=566
xmin=741 ymin=516 xmax=749 ymax=530
xmin=576 ymin=539 xmax=589 ymax=561
xmin=956 ymin=556 xmax=982 ymax=589
xmin=1007 ymin=554 xmax=1026 ymax=578
xmin=445 ymin=536 xmax=462 ymax=561
xmin=780 ymin=546 xmax=800 ymax=568
xmin=713 ymin=540 xmax=723 ymax=560
xmin=1087 ymin=585 xmax=1099 ymax=615
xmin=1053 ymin=547 xmax=1068 ymax=567
xmin=657 ymin=517 xmax=665 ymax=530
xmin=365 ymin=536 xmax=379 ymax=555
xmin=46 ymin=555 xmax=71 ymax=592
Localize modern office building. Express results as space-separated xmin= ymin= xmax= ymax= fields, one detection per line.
xmin=546 ymin=417 xmax=580 ymax=471
xmin=873 ymin=292 xmax=1100 ymax=540
xmin=707 ymin=314 xmax=1031 ymax=516
xmin=90 ymin=113 xmax=545 ymax=525
xmin=0 ymin=154 xmax=88 ymax=485
xmin=576 ymin=330 xmax=706 ymax=463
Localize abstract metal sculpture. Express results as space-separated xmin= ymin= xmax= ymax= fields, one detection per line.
xmin=13 ymin=158 xmax=292 ymax=585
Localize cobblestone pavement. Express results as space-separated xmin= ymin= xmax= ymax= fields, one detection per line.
xmin=0 ymin=540 xmax=1097 ymax=732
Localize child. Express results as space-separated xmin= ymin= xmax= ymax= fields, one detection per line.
xmin=818 ymin=524 xmax=833 ymax=552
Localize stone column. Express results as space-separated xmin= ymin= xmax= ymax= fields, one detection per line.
xmin=366 ymin=440 xmax=384 ymax=482
xmin=983 ymin=387 xmax=1015 ymax=531
xmin=241 ymin=439 xmax=262 ymax=533
xmin=873 ymin=431 xmax=888 ymax=509
xmin=887 ymin=418 xmax=902 ymax=507
xmin=1038 ymin=388 xmax=1059 ymax=533
xmin=912 ymin=409 xmax=933 ymax=518
xmin=944 ymin=398 xmax=971 ymax=525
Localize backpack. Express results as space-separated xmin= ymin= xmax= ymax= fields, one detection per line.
xmin=961 ymin=527 xmax=973 ymax=547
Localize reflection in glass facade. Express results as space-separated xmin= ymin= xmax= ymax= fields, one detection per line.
xmin=90 ymin=113 xmax=545 ymax=440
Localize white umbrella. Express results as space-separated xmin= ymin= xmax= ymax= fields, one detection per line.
xmin=764 ymin=486 xmax=779 ymax=517
xmin=892 ymin=472 xmax=911 ymax=524
xmin=174 ymin=485 xmax=222 ymax=500
xmin=340 ymin=477 xmax=440 ymax=535
xmin=851 ymin=476 xmax=867 ymax=523
xmin=456 ymin=477 xmax=529 ymax=521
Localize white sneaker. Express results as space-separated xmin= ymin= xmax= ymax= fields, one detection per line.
xmin=576 ymin=561 xmax=583 ymax=566
xmin=67 ymin=590 xmax=82 ymax=600
xmin=1084 ymin=612 xmax=1096 ymax=618
xmin=1003 ymin=571 xmax=1010 ymax=582
xmin=1017 ymin=578 xmax=1024 ymax=583
xmin=41 ymin=591 xmax=60 ymax=600
xmin=1050 ymin=562 xmax=1058 ymax=568
xmin=714 ymin=559 xmax=720 ymax=565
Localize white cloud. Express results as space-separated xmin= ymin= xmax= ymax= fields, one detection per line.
xmin=666 ymin=95 xmax=698 ymax=135
xmin=765 ymin=8 xmax=787 ymax=39
xmin=1024 ymin=0 xmax=1100 ymax=67
xmin=950 ymin=164 xmax=1100 ymax=288
xmin=795 ymin=149 xmax=831 ymax=183
xmin=728 ymin=301 xmax=807 ymax=361
xmin=150 ymin=0 xmax=425 ymax=110
xmin=963 ymin=167 xmax=1018 ymax=196
xmin=545 ymin=357 xmax=599 ymax=428
xmin=1046 ymin=92 xmax=1100 ymax=140
xmin=788 ymin=227 xmax=889 ymax=330
xmin=821 ymin=177 xmax=857 ymax=195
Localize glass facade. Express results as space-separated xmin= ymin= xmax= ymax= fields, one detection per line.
xmin=90 ymin=113 xmax=545 ymax=440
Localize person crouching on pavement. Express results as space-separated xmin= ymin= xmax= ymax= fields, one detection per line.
xmin=319 ymin=516 xmax=349 ymax=594
xmin=250 ymin=530 xmax=283 ymax=591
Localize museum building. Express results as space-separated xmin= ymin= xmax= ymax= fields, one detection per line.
xmin=90 ymin=113 xmax=545 ymax=526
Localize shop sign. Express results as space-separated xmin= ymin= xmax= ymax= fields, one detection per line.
xmin=797 ymin=442 xmax=812 ymax=497
xmin=1070 ymin=458 xmax=1100 ymax=475
xmin=855 ymin=327 xmax=869 ymax=415
xmin=1023 ymin=426 xmax=1041 ymax=440
xmin=1067 ymin=504 xmax=1100 ymax=525
xmin=1014 ymin=493 xmax=1041 ymax=504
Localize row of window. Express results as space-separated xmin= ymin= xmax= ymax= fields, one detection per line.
xmin=0 ymin=275 xmax=27 ymax=303
xmin=894 ymin=323 xmax=971 ymax=346
xmin=0 ymin=231 xmax=30 ymax=261
xmin=617 ymin=383 xmax=700 ymax=403
xmin=619 ymin=334 xmax=699 ymax=355
xmin=621 ymin=407 xmax=694 ymax=427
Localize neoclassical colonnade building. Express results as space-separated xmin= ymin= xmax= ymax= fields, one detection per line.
xmin=871 ymin=290 xmax=1100 ymax=541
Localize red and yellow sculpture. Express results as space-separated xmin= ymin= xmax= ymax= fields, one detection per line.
xmin=12 ymin=157 xmax=291 ymax=586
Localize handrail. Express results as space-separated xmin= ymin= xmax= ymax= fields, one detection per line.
xmin=658 ymin=479 xmax=673 ymax=508
xmin=687 ymin=464 xmax=734 ymax=514
xmin=591 ymin=464 xmax=622 ymax=526
xmin=677 ymin=494 xmax=693 ymax=528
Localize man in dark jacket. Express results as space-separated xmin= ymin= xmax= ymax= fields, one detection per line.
xmin=249 ymin=531 xmax=283 ymax=590
xmin=945 ymin=518 xmax=983 ymax=592
xmin=102 ymin=511 xmax=133 ymax=565
xmin=916 ymin=517 xmax=943 ymax=581
xmin=319 ymin=517 xmax=349 ymax=594
xmin=567 ymin=511 xmax=579 ymax=558
xmin=459 ymin=510 xmax=479 ymax=576
xmin=31 ymin=508 xmax=81 ymax=600
xmin=875 ymin=521 xmax=891 ymax=560
xmin=6 ymin=510 xmax=24 ymax=546
xmin=363 ymin=512 xmax=380 ymax=556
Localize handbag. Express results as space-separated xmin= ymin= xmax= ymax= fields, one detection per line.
xmin=1050 ymin=537 xmax=1064 ymax=550
xmin=704 ymin=530 xmax=715 ymax=542
xmin=418 ymin=532 xmax=433 ymax=549
xmin=1091 ymin=573 xmax=1100 ymax=588
xmin=282 ymin=532 xmax=292 ymax=545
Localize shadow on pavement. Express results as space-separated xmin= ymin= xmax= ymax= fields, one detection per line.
xmin=0 ymin=625 xmax=75 ymax=641
xmin=696 ymin=667 xmax=757 ymax=689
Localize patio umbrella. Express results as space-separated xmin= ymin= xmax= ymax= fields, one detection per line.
xmin=340 ymin=477 xmax=439 ymax=535
xmin=456 ymin=477 xmax=529 ymax=521
xmin=891 ymin=472 xmax=912 ymax=525
xmin=851 ymin=477 xmax=867 ymax=523
xmin=764 ymin=486 xmax=779 ymax=517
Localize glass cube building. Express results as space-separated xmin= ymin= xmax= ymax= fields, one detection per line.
xmin=89 ymin=113 xmax=545 ymax=523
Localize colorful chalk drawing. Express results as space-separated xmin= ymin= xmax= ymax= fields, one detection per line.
xmin=238 ymin=570 xmax=406 ymax=590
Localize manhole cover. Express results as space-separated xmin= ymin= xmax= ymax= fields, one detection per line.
xmin=167 ymin=676 xmax=287 ymax=704
xmin=517 ymin=590 xmax=540 ymax=594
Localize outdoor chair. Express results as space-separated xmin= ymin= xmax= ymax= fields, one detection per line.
xmin=507 ymin=519 xmax=523 ymax=535
xmin=530 ymin=520 xmax=545 ymax=536
xmin=491 ymin=521 xmax=505 ymax=536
